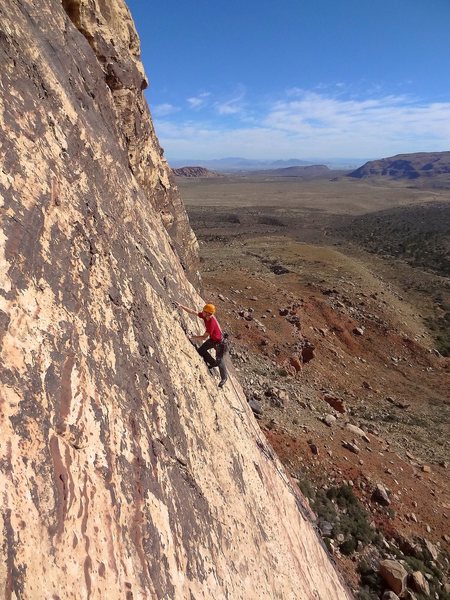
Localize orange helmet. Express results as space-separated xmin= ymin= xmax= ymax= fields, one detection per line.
xmin=202 ymin=303 xmax=216 ymax=315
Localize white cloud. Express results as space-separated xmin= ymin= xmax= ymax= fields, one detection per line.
xmin=154 ymin=90 xmax=450 ymax=159
xmin=152 ymin=103 xmax=179 ymax=117
xmin=187 ymin=92 xmax=211 ymax=109
xmin=264 ymin=93 xmax=450 ymax=148
xmin=215 ymin=95 xmax=245 ymax=115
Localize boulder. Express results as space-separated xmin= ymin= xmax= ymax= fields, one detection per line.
xmin=346 ymin=423 xmax=370 ymax=442
xmin=372 ymin=484 xmax=391 ymax=506
xmin=278 ymin=390 xmax=289 ymax=404
xmin=409 ymin=571 xmax=430 ymax=596
xmin=308 ymin=441 xmax=319 ymax=456
xmin=323 ymin=414 xmax=337 ymax=427
xmin=342 ymin=441 xmax=360 ymax=454
xmin=323 ymin=394 xmax=347 ymax=414
xmin=421 ymin=538 xmax=439 ymax=561
xmin=239 ymin=309 xmax=253 ymax=319
xmin=353 ymin=327 xmax=364 ymax=336
xmin=379 ymin=560 xmax=408 ymax=596
xmin=265 ymin=387 xmax=288 ymax=408
xmin=290 ymin=356 xmax=302 ymax=372
xmin=318 ymin=520 xmax=333 ymax=537
xmin=396 ymin=535 xmax=419 ymax=558
xmin=248 ymin=398 xmax=263 ymax=416
xmin=301 ymin=345 xmax=315 ymax=363
xmin=286 ymin=315 xmax=301 ymax=326
xmin=271 ymin=264 xmax=290 ymax=275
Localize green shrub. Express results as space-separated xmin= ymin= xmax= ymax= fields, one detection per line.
xmin=357 ymin=562 xmax=383 ymax=597
xmin=300 ymin=483 xmax=377 ymax=555
xmin=297 ymin=479 xmax=377 ymax=556
xmin=326 ymin=485 xmax=376 ymax=547
xmin=357 ymin=589 xmax=379 ymax=600
xmin=297 ymin=478 xmax=315 ymax=500
xmin=340 ymin=538 xmax=357 ymax=555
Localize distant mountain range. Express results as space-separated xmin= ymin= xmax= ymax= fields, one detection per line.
xmin=173 ymin=164 xmax=334 ymax=178
xmin=169 ymin=157 xmax=364 ymax=171
xmin=170 ymin=157 xmax=310 ymax=171
xmin=170 ymin=152 xmax=450 ymax=181
xmin=249 ymin=164 xmax=332 ymax=177
xmin=348 ymin=151 xmax=450 ymax=181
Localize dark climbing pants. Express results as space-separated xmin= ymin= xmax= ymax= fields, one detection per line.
xmin=198 ymin=339 xmax=228 ymax=381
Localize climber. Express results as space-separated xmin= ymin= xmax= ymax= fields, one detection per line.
xmin=175 ymin=301 xmax=228 ymax=388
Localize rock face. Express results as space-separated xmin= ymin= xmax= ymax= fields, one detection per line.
xmin=61 ymin=0 xmax=199 ymax=281
xmin=0 ymin=1 xmax=351 ymax=599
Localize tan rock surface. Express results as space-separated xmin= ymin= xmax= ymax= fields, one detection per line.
xmin=61 ymin=0 xmax=199 ymax=282
xmin=379 ymin=560 xmax=408 ymax=596
xmin=0 ymin=1 xmax=351 ymax=598
xmin=410 ymin=571 xmax=430 ymax=596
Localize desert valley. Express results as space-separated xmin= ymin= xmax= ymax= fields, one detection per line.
xmin=177 ymin=156 xmax=450 ymax=599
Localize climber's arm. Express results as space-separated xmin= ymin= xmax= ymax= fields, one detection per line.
xmin=175 ymin=302 xmax=198 ymax=316
xmin=190 ymin=331 xmax=209 ymax=342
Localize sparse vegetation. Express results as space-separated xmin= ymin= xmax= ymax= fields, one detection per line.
xmin=298 ymin=480 xmax=376 ymax=556
xmin=341 ymin=204 xmax=450 ymax=356
xmin=425 ymin=313 xmax=450 ymax=356
xmin=224 ymin=213 xmax=241 ymax=224
xmin=357 ymin=590 xmax=379 ymax=600
xmin=257 ymin=215 xmax=285 ymax=227
xmin=342 ymin=205 xmax=450 ymax=342
xmin=357 ymin=562 xmax=383 ymax=599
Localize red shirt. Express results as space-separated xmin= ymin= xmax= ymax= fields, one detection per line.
xmin=198 ymin=313 xmax=222 ymax=342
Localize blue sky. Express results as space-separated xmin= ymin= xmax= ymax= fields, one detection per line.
xmin=127 ymin=0 xmax=450 ymax=161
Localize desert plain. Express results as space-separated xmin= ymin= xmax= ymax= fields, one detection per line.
xmin=178 ymin=172 xmax=450 ymax=597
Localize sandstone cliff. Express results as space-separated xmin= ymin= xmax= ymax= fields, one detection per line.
xmin=0 ymin=1 xmax=351 ymax=598
xmin=62 ymin=0 xmax=199 ymax=280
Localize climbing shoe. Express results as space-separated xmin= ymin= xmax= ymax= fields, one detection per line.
xmin=218 ymin=376 xmax=228 ymax=388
